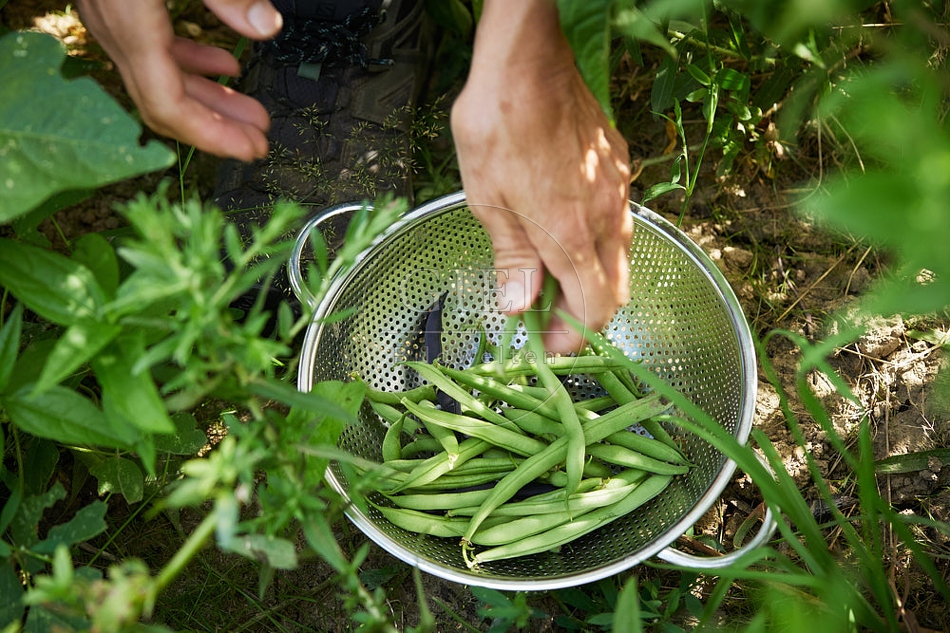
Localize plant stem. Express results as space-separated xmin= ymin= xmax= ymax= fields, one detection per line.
xmin=152 ymin=510 xmax=217 ymax=595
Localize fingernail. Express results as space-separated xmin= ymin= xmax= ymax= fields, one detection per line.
xmin=248 ymin=2 xmax=282 ymax=37
xmin=499 ymin=280 xmax=528 ymax=314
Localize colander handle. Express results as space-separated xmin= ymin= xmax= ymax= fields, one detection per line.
xmin=656 ymin=453 xmax=780 ymax=570
xmin=288 ymin=202 xmax=370 ymax=309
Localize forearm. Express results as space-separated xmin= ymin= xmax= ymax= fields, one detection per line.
xmin=468 ymin=0 xmax=575 ymax=91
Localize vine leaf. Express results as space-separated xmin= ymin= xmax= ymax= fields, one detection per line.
xmin=557 ymin=0 xmax=614 ymax=121
xmin=0 ymin=31 xmax=174 ymax=224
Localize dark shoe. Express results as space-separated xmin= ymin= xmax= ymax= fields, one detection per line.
xmin=216 ymin=0 xmax=433 ymax=314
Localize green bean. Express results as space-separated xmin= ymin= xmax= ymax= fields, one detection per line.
xmin=461 ymin=391 xmax=669 ymax=546
xmin=403 ymin=361 xmax=519 ymax=430
xmin=468 ymin=354 xmax=631 ymax=378
xmin=574 ymin=395 xmax=617 ymax=413
xmin=400 ymin=437 xmax=442 ymax=458
xmin=521 ymin=308 xmax=586 ymax=499
xmin=444 ymin=457 xmax=520 ymax=477
xmin=583 ymin=337 xmax=642 ymax=396
xmin=447 ymin=477 xmax=605 ymax=516
xmin=498 ymin=313 xmax=520 ymax=372
xmin=373 ymin=505 xmax=508 ymax=539
xmin=470 ymin=506 xmax=588 ymax=546
xmin=605 ymin=430 xmax=688 ymax=465
xmin=467 ymin=480 xmax=653 ymax=545
xmin=375 ymin=505 xmax=470 ymax=538
xmin=405 ymin=470 xmax=516 ymax=491
xmin=543 ymin=458 xmax=614 ymax=486
xmin=503 ymin=383 xmax=551 ymax=401
xmin=402 ymin=398 xmax=546 ymax=457
xmin=357 ymin=375 xmax=436 ymax=405
xmin=467 ymin=473 xmax=673 ymax=567
xmin=582 ymin=337 xmax=679 ymax=450
xmin=381 ymin=415 xmax=405 ymax=463
xmin=586 ymin=443 xmax=690 ymax=475
xmin=422 ymin=419 xmax=460 ymax=467
xmin=387 ymin=488 xmax=494 ymax=511
xmin=502 ymin=407 xmax=562 ymax=439
xmin=433 ymin=364 xmax=561 ymax=419
xmin=369 ymin=400 xmax=406 ymax=425
xmin=388 ymin=437 xmax=490 ymax=493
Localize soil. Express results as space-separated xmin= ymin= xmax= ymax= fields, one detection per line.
xmin=4 ymin=2 xmax=949 ymax=631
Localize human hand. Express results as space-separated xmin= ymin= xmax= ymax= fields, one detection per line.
xmin=451 ymin=0 xmax=632 ymax=353
xmin=76 ymin=0 xmax=283 ymax=161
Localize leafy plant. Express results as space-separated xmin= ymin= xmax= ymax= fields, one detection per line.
xmin=0 ymin=31 xmax=174 ymax=225
xmin=0 ymin=28 xmax=422 ymax=631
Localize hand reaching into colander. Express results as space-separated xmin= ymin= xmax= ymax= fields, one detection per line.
xmin=451 ymin=0 xmax=633 ymax=354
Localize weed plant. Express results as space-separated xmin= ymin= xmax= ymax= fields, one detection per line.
xmin=2 ymin=0 xmax=950 ymax=631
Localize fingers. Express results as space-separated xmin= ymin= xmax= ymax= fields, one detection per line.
xmin=470 ymin=196 xmax=625 ymax=355
xmin=182 ymin=73 xmax=270 ymax=132
xmin=468 ymin=201 xmax=544 ymax=316
xmin=170 ymin=38 xmax=242 ymax=77
xmin=125 ymin=51 xmax=269 ymax=160
xmin=203 ymin=0 xmax=283 ymax=39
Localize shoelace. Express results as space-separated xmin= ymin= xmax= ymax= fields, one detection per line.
xmin=260 ymin=6 xmax=390 ymax=69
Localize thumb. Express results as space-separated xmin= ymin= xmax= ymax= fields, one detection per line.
xmin=203 ymin=0 xmax=283 ymax=39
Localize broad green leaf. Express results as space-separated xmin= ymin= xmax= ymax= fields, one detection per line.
xmin=71 ymin=233 xmax=120 ymax=298
xmin=613 ymin=576 xmax=643 ymax=633
xmin=651 ymin=52 xmax=678 ymax=114
xmin=152 ymin=412 xmax=208 ymax=455
xmin=0 ymin=486 xmax=21 ymax=535
xmin=3 ymin=383 xmax=137 ymax=449
xmin=641 ymin=181 xmax=686 ymax=203
xmin=557 ymin=0 xmax=614 ymax=120
xmin=0 ymin=562 xmax=25 ymax=627
xmin=0 ymin=238 xmax=107 ymax=326
xmin=613 ymin=7 xmax=676 ymax=58
xmin=685 ymin=63 xmax=711 ymax=87
xmin=284 ymin=380 xmax=366 ymax=487
xmin=250 ymin=379 xmax=363 ymax=422
xmin=226 ymin=534 xmax=298 ymax=570
xmin=0 ymin=31 xmax=174 ymax=224
xmin=0 ymin=303 xmax=23 ymax=393
xmin=717 ymin=67 xmax=751 ymax=92
xmin=23 ymin=439 xmax=59 ymax=497
xmin=23 ymin=603 xmax=90 ymax=633
xmin=33 ymin=320 xmax=121 ymax=394
xmin=92 ymin=334 xmax=175 ymax=435
xmin=89 ymin=457 xmax=145 ymax=504
xmin=32 ymin=500 xmax=108 ymax=554
xmin=9 ymin=482 xmax=65 ymax=548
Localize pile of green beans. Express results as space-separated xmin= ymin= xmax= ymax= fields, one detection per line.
xmin=357 ymin=345 xmax=693 ymax=569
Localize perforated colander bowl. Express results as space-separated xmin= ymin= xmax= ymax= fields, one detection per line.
xmin=294 ymin=191 xmax=764 ymax=590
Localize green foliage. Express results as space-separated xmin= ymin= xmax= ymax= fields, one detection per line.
xmin=0 ymin=31 xmax=174 ymax=224
xmin=472 ymin=587 xmax=545 ymax=632
xmin=557 ymin=0 xmax=615 ymax=119
xmin=0 ymin=39 xmax=410 ymax=623
xmin=803 ymin=58 xmax=950 ymax=317
xmin=3 ymin=0 xmax=950 ymax=629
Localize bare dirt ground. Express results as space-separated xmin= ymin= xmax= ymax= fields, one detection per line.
xmin=4 ymin=2 xmax=949 ymax=630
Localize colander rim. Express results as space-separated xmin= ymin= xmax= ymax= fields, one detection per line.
xmin=296 ymin=191 xmax=757 ymax=589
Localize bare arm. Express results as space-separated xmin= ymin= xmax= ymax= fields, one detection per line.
xmin=451 ymin=0 xmax=632 ymax=353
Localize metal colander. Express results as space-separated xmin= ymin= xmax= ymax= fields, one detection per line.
xmin=294 ymin=191 xmax=763 ymax=590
